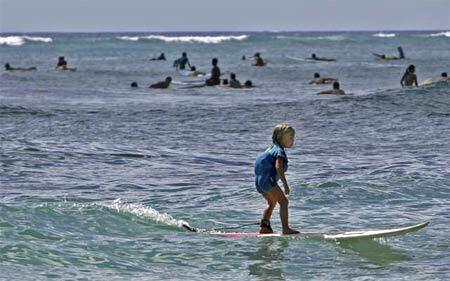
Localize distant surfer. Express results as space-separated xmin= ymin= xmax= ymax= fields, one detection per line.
xmin=149 ymin=76 xmax=172 ymax=89
xmin=130 ymin=82 xmax=138 ymax=88
xmin=317 ymin=81 xmax=345 ymax=95
xmin=173 ymin=52 xmax=191 ymax=70
xmin=150 ymin=53 xmax=166 ymax=61
xmin=400 ymin=65 xmax=418 ymax=87
xmin=55 ymin=56 xmax=76 ymax=71
xmin=244 ymin=80 xmax=253 ymax=88
xmin=205 ymin=58 xmax=221 ymax=86
xmin=255 ymin=124 xmax=299 ymax=235
xmin=229 ymin=73 xmax=242 ymax=88
xmin=189 ymin=66 xmax=206 ymax=77
xmin=438 ymin=72 xmax=449 ymax=82
xmin=306 ymin=53 xmax=336 ymax=62
xmin=309 ymin=73 xmax=337 ymax=84
xmin=4 ymin=63 xmax=36 ymax=71
xmin=253 ymin=52 xmax=266 ymax=66
xmin=242 ymin=55 xmax=246 ymax=60
xmin=373 ymin=46 xmax=405 ymax=60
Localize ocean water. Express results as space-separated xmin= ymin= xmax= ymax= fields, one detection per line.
xmin=1 ymin=31 xmax=450 ymax=280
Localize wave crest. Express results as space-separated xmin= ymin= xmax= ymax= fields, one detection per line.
xmin=426 ymin=31 xmax=450 ymax=38
xmin=372 ymin=32 xmax=396 ymax=38
xmin=117 ymin=34 xmax=248 ymax=43
xmin=0 ymin=35 xmax=53 ymax=46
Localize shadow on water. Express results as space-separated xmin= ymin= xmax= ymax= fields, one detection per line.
xmin=335 ymin=238 xmax=411 ymax=266
xmin=244 ymin=238 xmax=289 ymax=281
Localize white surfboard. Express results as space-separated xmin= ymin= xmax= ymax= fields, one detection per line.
xmin=214 ymin=221 xmax=429 ymax=241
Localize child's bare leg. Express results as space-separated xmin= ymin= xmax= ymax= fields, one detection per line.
xmin=262 ymin=192 xmax=277 ymax=220
xmin=269 ymin=186 xmax=299 ymax=234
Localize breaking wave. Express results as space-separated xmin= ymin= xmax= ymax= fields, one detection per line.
xmin=116 ymin=35 xmax=248 ymax=44
xmin=372 ymin=32 xmax=396 ymax=38
xmin=0 ymin=35 xmax=53 ymax=46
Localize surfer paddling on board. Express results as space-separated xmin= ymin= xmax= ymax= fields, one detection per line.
xmin=306 ymin=53 xmax=336 ymax=62
xmin=309 ymin=73 xmax=337 ymax=84
xmin=373 ymin=46 xmax=405 ymax=60
xmin=317 ymin=81 xmax=346 ymax=95
xmin=401 ymin=65 xmax=418 ymax=87
xmin=254 ymin=124 xmax=299 ymax=235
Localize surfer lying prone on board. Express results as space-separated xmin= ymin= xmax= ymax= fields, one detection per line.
xmin=149 ymin=76 xmax=172 ymax=89
xmin=306 ymin=53 xmax=336 ymax=62
xmin=373 ymin=46 xmax=405 ymax=60
xmin=309 ymin=73 xmax=337 ymax=84
xmin=255 ymin=124 xmax=299 ymax=235
xmin=4 ymin=63 xmax=36 ymax=71
xmin=317 ymin=81 xmax=345 ymax=95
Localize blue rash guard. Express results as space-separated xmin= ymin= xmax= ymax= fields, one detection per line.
xmin=254 ymin=144 xmax=288 ymax=194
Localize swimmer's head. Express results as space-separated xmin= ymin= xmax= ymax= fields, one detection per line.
xmin=408 ymin=65 xmax=415 ymax=73
xmin=182 ymin=52 xmax=187 ymax=57
xmin=272 ymin=124 xmax=295 ymax=148
xmin=165 ymin=76 xmax=172 ymax=83
xmin=131 ymin=82 xmax=138 ymax=88
xmin=441 ymin=72 xmax=447 ymax=78
xmin=222 ymin=79 xmax=229 ymax=85
xmin=333 ymin=81 xmax=340 ymax=89
xmin=230 ymin=73 xmax=236 ymax=80
xmin=190 ymin=66 xmax=196 ymax=71
xmin=212 ymin=58 xmax=218 ymax=65
xmin=314 ymin=73 xmax=320 ymax=78
xmin=5 ymin=63 xmax=10 ymax=69
xmin=312 ymin=53 xmax=316 ymax=59
xmin=244 ymin=80 xmax=253 ymax=87
xmin=254 ymin=52 xmax=260 ymax=57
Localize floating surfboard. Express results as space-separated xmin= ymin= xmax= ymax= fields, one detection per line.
xmin=214 ymin=221 xmax=429 ymax=241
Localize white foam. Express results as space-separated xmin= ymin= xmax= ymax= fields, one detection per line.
xmin=0 ymin=36 xmax=25 ymax=46
xmin=104 ymin=198 xmax=190 ymax=228
xmin=117 ymin=35 xmax=248 ymax=44
xmin=0 ymin=35 xmax=53 ymax=46
xmin=116 ymin=36 xmax=140 ymax=41
xmin=426 ymin=31 xmax=450 ymax=38
xmin=373 ymin=32 xmax=396 ymax=38
xmin=22 ymin=36 xmax=53 ymax=43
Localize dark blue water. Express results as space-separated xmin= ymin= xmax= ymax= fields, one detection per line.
xmin=1 ymin=31 xmax=450 ymax=280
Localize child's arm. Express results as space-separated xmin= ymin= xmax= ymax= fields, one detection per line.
xmin=275 ymin=157 xmax=290 ymax=195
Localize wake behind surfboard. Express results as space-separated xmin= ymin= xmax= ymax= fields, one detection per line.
xmin=212 ymin=221 xmax=429 ymax=241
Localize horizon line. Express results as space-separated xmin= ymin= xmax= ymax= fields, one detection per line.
xmin=0 ymin=28 xmax=448 ymax=34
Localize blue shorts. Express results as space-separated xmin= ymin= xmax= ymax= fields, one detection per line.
xmin=255 ymin=175 xmax=277 ymax=194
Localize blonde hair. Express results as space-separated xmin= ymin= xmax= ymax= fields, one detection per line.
xmin=272 ymin=124 xmax=295 ymax=147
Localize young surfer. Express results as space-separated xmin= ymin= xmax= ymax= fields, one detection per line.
xmin=255 ymin=124 xmax=299 ymax=235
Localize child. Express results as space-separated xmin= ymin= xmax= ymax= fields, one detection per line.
xmin=254 ymin=124 xmax=299 ymax=235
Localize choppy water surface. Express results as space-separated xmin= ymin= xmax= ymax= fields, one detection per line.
xmin=1 ymin=31 xmax=450 ymax=280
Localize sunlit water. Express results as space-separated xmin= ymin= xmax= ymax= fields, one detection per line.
xmin=1 ymin=31 xmax=449 ymax=280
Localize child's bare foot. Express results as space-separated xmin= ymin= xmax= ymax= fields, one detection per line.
xmin=282 ymin=228 xmax=299 ymax=235
xmin=259 ymin=227 xmax=273 ymax=234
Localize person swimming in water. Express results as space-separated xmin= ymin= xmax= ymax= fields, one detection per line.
xmin=189 ymin=66 xmax=206 ymax=77
xmin=244 ymin=80 xmax=254 ymax=88
xmin=205 ymin=58 xmax=221 ymax=86
xmin=229 ymin=73 xmax=242 ymax=88
xmin=131 ymin=82 xmax=138 ymax=88
xmin=400 ymin=65 xmax=418 ymax=87
xmin=253 ymin=53 xmax=266 ymax=66
xmin=309 ymin=73 xmax=337 ymax=84
xmin=438 ymin=72 xmax=449 ymax=82
xmin=150 ymin=53 xmax=166 ymax=61
xmin=4 ymin=63 xmax=36 ymax=71
xmin=317 ymin=81 xmax=345 ymax=95
xmin=373 ymin=46 xmax=405 ymax=60
xmin=306 ymin=53 xmax=336 ymax=62
xmin=173 ymin=52 xmax=191 ymax=70
xmin=149 ymin=76 xmax=172 ymax=89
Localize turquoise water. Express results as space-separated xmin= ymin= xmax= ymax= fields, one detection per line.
xmin=1 ymin=31 xmax=450 ymax=280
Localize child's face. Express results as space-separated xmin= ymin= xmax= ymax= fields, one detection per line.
xmin=283 ymin=131 xmax=295 ymax=148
